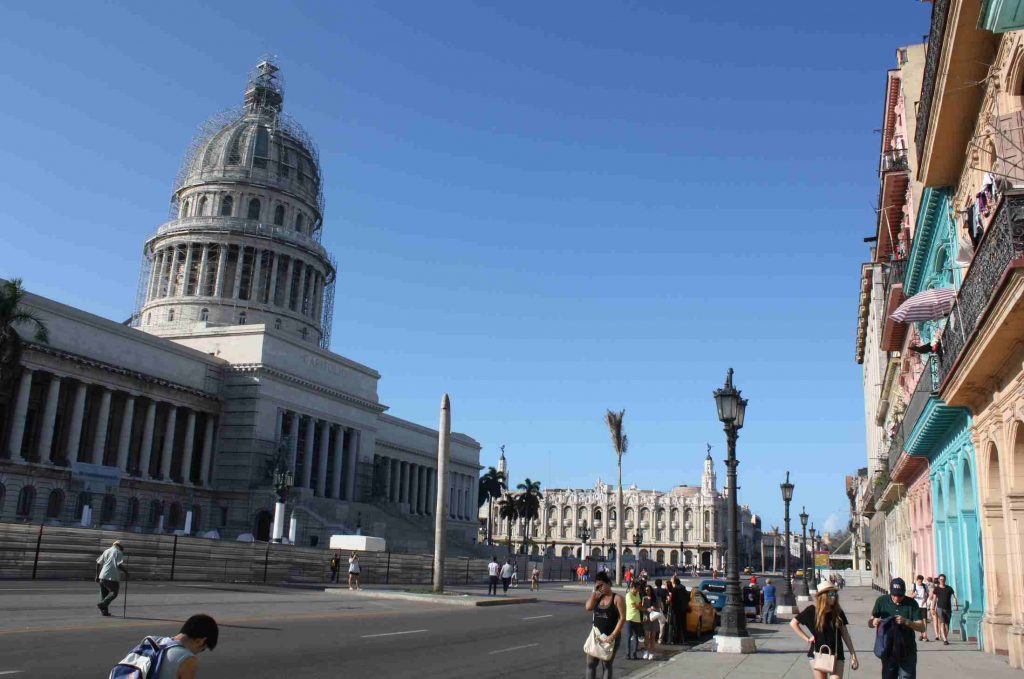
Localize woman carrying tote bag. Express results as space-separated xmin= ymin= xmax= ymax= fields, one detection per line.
xmin=584 ymin=571 xmax=626 ymax=679
xmin=789 ymin=581 xmax=859 ymax=679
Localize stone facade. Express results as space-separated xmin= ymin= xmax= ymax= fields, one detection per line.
xmin=0 ymin=60 xmax=481 ymax=552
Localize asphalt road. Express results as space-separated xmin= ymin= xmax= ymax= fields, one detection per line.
xmin=0 ymin=580 xmax=707 ymax=678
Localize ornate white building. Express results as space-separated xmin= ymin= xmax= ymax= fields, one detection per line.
xmin=0 ymin=60 xmax=481 ymax=552
xmin=482 ymin=452 xmax=760 ymax=569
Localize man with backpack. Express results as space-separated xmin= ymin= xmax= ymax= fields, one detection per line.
xmin=870 ymin=577 xmax=926 ymax=679
xmin=329 ymin=552 xmax=340 ymax=583
xmin=912 ymin=575 xmax=930 ymax=642
xmin=110 ymin=613 xmax=219 ymax=679
xmin=95 ymin=540 xmax=129 ymax=617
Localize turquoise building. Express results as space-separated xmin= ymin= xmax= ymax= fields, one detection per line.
xmin=902 ymin=188 xmax=985 ymax=645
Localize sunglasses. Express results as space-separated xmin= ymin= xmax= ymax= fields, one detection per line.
xmin=826 ymin=591 xmax=839 ymax=599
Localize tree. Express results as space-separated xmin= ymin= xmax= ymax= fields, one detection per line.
xmin=516 ymin=478 xmax=542 ymax=554
xmin=605 ymin=409 xmax=628 ymax=585
xmin=497 ymin=494 xmax=519 ymax=553
xmin=479 ymin=466 xmax=506 ymax=545
xmin=0 ymin=278 xmax=48 ymax=402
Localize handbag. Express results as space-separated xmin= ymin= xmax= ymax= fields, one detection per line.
xmin=812 ymin=621 xmax=841 ymax=673
xmin=583 ymin=626 xmax=615 ymax=661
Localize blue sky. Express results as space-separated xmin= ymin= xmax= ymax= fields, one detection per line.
xmin=0 ymin=1 xmax=932 ymax=535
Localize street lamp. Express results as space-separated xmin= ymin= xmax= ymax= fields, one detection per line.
xmin=771 ymin=527 xmax=780 ymax=574
xmin=578 ymin=520 xmax=591 ymax=560
xmin=685 ymin=520 xmax=693 ymax=573
xmin=809 ymin=524 xmax=818 ymax=586
xmin=633 ymin=528 xmax=644 ymax=566
xmin=797 ymin=507 xmax=809 ymax=595
xmin=270 ymin=437 xmax=294 ymax=543
xmin=777 ymin=472 xmax=796 ymax=611
xmin=712 ymin=368 xmax=754 ymax=653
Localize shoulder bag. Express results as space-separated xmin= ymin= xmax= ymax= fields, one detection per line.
xmin=811 ymin=620 xmax=840 ymax=673
xmin=584 ymin=626 xmax=615 ymax=661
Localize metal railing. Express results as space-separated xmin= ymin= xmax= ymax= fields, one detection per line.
xmin=937 ymin=193 xmax=1024 ymax=386
xmin=915 ymin=0 xmax=951 ymax=164
xmin=887 ymin=356 xmax=937 ymax=471
xmin=147 ymin=216 xmax=331 ymax=263
xmin=881 ymin=149 xmax=909 ymax=174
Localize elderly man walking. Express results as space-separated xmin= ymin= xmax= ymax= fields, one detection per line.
xmin=95 ymin=540 xmax=129 ymax=617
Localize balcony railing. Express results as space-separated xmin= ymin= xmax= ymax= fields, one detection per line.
xmin=916 ymin=0 xmax=951 ymax=164
xmin=881 ymin=149 xmax=909 ymax=174
xmin=937 ymin=192 xmax=1024 ymax=386
xmin=882 ymin=258 xmax=908 ymax=305
xmin=887 ymin=356 xmax=938 ymax=471
xmin=148 ymin=216 xmax=331 ymax=262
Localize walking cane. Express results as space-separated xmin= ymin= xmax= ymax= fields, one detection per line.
xmin=123 ymin=578 xmax=128 ymax=619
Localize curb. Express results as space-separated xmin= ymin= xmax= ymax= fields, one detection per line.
xmin=324 ymin=588 xmax=536 ymax=607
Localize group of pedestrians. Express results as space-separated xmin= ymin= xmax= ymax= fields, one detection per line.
xmin=910 ymin=573 xmax=958 ymax=645
xmin=486 ymin=556 xmax=520 ymax=595
xmin=583 ymin=571 xmax=695 ymax=677
xmin=327 ymin=551 xmax=362 ymax=589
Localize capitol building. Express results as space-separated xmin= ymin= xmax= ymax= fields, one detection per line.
xmin=0 ymin=61 xmax=481 ymax=551
xmin=484 ymin=452 xmax=761 ymax=569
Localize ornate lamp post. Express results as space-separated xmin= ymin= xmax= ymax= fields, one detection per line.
xmin=777 ymin=472 xmax=796 ymax=612
xmin=578 ymin=519 xmax=591 ymax=561
xmin=633 ymin=528 xmax=644 ymax=567
xmin=269 ymin=437 xmax=294 ymax=543
xmin=772 ymin=527 xmax=780 ymax=573
xmin=795 ymin=507 xmax=809 ymax=596
xmin=712 ymin=368 xmax=754 ymax=653
xmin=685 ymin=520 xmax=693 ymax=573
xmin=808 ymin=524 xmax=817 ymax=586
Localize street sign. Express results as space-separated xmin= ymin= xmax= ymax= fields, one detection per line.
xmin=814 ymin=552 xmax=829 ymax=567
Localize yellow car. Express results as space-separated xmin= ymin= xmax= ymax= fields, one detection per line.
xmin=794 ymin=569 xmax=804 ymax=578
xmin=686 ymin=589 xmax=718 ymax=636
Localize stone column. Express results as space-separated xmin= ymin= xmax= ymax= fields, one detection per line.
xmin=199 ymin=415 xmax=215 ymax=485
xmin=115 ymin=395 xmax=136 ymax=472
xmin=331 ymin=425 xmax=345 ymax=499
xmin=425 ymin=469 xmax=435 ymax=516
xmin=419 ymin=466 xmax=429 ymax=514
xmin=251 ymin=249 xmax=264 ymax=303
xmin=389 ymin=457 xmax=399 ymax=502
xmin=213 ymin=245 xmax=229 ymax=297
xmin=159 ymin=405 xmax=177 ymax=480
xmin=409 ymin=463 xmax=420 ymax=515
xmin=196 ymin=245 xmax=210 ymax=297
xmin=179 ymin=409 xmax=197 ymax=483
xmin=91 ymin=388 xmax=112 ymax=465
xmin=138 ymin=400 xmax=157 ymax=477
xmin=231 ymin=245 xmax=246 ymax=299
xmin=180 ymin=243 xmax=194 ymax=296
xmin=289 ymin=411 xmax=300 ymax=477
xmin=316 ymin=420 xmax=330 ymax=497
xmin=301 ymin=416 xmax=315 ymax=489
xmin=149 ymin=249 xmax=166 ymax=300
xmin=6 ymin=368 xmax=34 ymax=461
xmin=399 ymin=461 xmax=409 ymax=505
xmin=282 ymin=257 xmax=296 ymax=310
xmin=344 ymin=429 xmax=358 ymax=502
xmin=70 ymin=387 xmax=95 ymax=461
xmin=37 ymin=374 xmax=62 ymax=464
xmin=267 ymin=252 xmax=280 ymax=307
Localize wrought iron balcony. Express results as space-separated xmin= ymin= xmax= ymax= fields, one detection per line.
xmin=937 ymin=193 xmax=1024 ymax=386
xmin=915 ymin=0 xmax=951 ymax=164
xmin=886 ymin=356 xmax=938 ymax=472
xmin=881 ymin=149 xmax=909 ymax=174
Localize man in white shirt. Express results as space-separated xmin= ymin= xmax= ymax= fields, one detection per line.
xmin=500 ymin=559 xmax=514 ymax=595
xmin=95 ymin=540 xmax=129 ymax=616
xmin=487 ymin=557 xmax=500 ymax=596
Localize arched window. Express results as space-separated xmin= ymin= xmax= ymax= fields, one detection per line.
xmin=16 ymin=486 xmax=36 ymax=518
xmin=273 ymin=205 xmax=285 ymax=226
xmin=181 ymin=200 xmax=190 ymax=218
xmin=148 ymin=500 xmax=162 ymax=528
xmin=168 ymin=502 xmax=182 ymax=530
xmin=167 ymin=309 xmax=175 ymax=322
xmin=100 ymin=494 xmax=116 ymax=524
xmin=300 ymin=327 xmax=308 ymax=340
xmin=75 ymin=492 xmax=92 ymax=521
xmin=254 ymin=127 xmax=269 ymax=168
xmin=279 ymin=148 xmax=291 ymax=176
xmin=247 ymin=198 xmax=261 ymax=220
xmin=125 ymin=497 xmax=139 ymax=526
xmin=295 ymin=212 xmax=304 ymax=232
xmin=594 ymin=508 xmax=602 ymax=522
xmin=146 ymin=313 xmax=151 ymax=325
xmin=609 ymin=509 xmax=617 ymax=521
xmin=226 ymin=127 xmax=245 ymax=165
xmin=274 ymin=318 xmax=282 ymax=330
xmin=200 ymin=308 xmax=209 ymax=322
xmin=219 ymin=195 xmax=233 ymax=216
xmin=198 ymin=196 xmax=208 ymax=216
xmin=238 ymin=312 xmax=247 ymax=325
xmin=45 ymin=489 xmax=64 ymax=519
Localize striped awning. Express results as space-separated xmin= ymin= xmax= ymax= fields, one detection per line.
xmin=889 ymin=287 xmax=956 ymax=323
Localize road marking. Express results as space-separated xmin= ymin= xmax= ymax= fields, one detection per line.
xmin=0 ymin=671 xmax=25 ymax=675
xmin=361 ymin=629 xmax=428 ymax=638
xmin=489 ymin=643 xmax=539 ymax=655
xmin=522 ymin=614 xmax=553 ymax=620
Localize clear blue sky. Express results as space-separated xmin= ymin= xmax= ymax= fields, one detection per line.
xmin=0 ymin=1 xmax=932 ymax=536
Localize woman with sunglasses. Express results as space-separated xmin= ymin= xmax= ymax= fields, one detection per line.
xmin=789 ymin=581 xmax=859 ymax=679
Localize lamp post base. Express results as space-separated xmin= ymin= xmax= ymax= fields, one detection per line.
xmin=775 ymin=604 xmax=797 ymax=617
xmin=715 ymin=635 xmax=757 ymax=654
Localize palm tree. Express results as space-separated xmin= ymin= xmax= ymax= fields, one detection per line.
xmin=0 ymin=278 xmax=48 ymax=401
xmin=497 ymin=493 xmax=519 ymax=554
xmin=516 ymin=478 xmax=542 ymax=554
xmin=479 ymin=466 xmax=506 ymax=545
xmin=605 ymin=409 xmax=628 ymax=585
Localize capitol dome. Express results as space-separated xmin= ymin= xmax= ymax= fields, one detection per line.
xmin=138 ymin=59 xmax=336 ymax=347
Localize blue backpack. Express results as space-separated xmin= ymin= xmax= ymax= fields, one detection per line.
xmin=109 ymin=636 xmax=183 ymax=679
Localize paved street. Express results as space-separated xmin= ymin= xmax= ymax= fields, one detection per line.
xmin=0 ymin=580 xmax=698 ymax=677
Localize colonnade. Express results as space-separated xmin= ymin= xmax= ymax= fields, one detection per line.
xmin=5 ymin=367 xmax=217 ymax=486
xmin=147 ymin=241 xmax=326 ymax=321
xmin=277 ymin=409 xmax=358 ymax=501
xmin=369 ymin=456 xmax=474 ymax=521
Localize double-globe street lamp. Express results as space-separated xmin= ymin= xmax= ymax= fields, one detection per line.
xmin=633 ymin=528 xmax=644 ymax=568
xmin=809 ymin=524 xmax=817 ymax=586
xmin=712 ymin=368 xmax=755 ymax=653
xmin=777 ymin=472 xmax=796 ymax=612
xmin=796 ymin=507 xmax=809 ymax=595
xmin=578 ymin=520 xmax=591 ymax=561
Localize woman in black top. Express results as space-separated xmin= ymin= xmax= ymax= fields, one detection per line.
xmin=585 ymin=571 xmax=626 ymax=679
xmin=789 ymin=581 xmax=859 ymax=679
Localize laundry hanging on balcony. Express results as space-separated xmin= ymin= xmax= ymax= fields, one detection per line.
xmin=889 ymin=287 xmax=957 ymax=323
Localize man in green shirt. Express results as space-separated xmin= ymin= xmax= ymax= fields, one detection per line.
xmin=869 ymin=578 xmax=926 ymax=679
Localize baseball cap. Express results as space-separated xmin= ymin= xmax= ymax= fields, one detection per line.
xmin=889 ymin=577 xmax=906 ymax=596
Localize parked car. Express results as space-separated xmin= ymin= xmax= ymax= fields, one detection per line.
xmin=686 ymin=589 xmax=718 ymax=636
xmin=698 ymin=579 xmax=727 ymax=611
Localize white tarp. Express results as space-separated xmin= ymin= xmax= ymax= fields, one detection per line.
xmin=329 ymin=535 xmax=386 ymax=552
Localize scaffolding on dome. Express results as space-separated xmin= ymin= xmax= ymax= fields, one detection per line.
xmin=320 ymin=254 xmax=337 ymax=350
xmin=129 ymin=249 xmax=153 ymax=328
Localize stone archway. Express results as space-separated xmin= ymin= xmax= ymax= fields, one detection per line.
xmin=255 ymin=510 xmax=272 ymax=542
xmin=701 ymin=551 xmax=712 ymax=569
xmin=670 ymin=549 xmax=678 ymax=565
xmin=655 ymin=549 xmax=665 ymax=564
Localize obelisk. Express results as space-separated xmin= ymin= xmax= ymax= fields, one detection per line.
xmin=432 ymin=393 xmax=451 ymax=593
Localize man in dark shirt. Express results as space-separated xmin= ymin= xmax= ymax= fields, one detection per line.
xmin=670 ymin=577 xmax=690 ymax=644
xmin=929 ymin=574 xmax=958 ymax=645
xmin=870 ymin=578 xmax=926 ymax=679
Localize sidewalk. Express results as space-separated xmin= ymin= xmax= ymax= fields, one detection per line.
xmin=640 ymin=586 xmax=1021 ymax=679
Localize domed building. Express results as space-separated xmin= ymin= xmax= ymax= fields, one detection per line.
xmin=0 ymin=60 xmax=482 ymax=552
